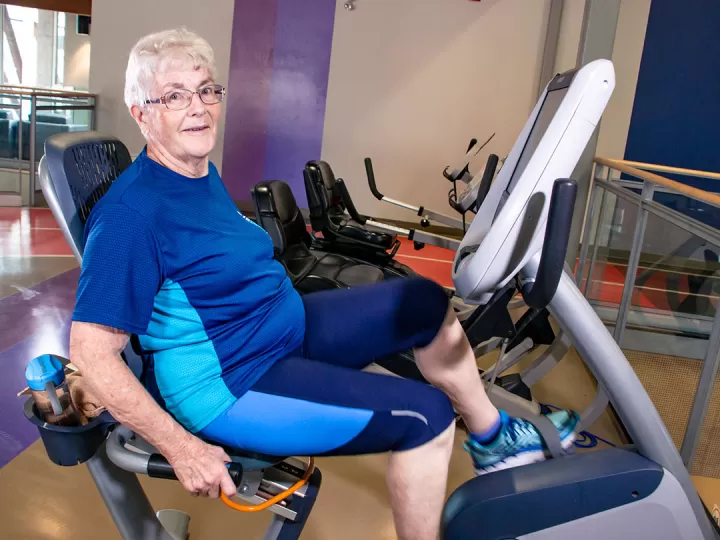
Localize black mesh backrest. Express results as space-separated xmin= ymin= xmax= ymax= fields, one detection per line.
xmin=40 ymin=131 xmax=132 ymax=263
xmin=251 ymin=180 xmax=311 ymax=254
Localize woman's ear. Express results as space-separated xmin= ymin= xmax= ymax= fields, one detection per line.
xmin=130 ymin=104 xmax=150 ymax=137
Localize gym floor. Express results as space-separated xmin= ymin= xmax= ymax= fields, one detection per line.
xmin=0 ymin=207 xmax=660 ymax=539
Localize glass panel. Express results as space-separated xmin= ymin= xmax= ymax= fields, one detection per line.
xmin=578 ymin=186 xmax=612 ymax=296
xmin=629 ymin=212 xmax=719 ymax=321
xmin=619 ymin=210 xmax=718 ymax=454
xmin=580 ymin=187 xmax=627 ymax=334
xmin=0 ymin=98 xmax=25 ymax=198
xmin=31 ymin=96 xmax=93 ymax=164
xmin=0 ymin=6 xmax=88 ymax=91
xmin=5 ymin=5 xmax=37 ymax=85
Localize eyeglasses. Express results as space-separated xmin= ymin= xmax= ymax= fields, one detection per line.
xmin=144 ymin=84 xmax=226 ymax=110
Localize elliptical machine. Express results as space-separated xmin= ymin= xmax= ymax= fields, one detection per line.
xmin=441 ymin=59 xmax=719 ymax=539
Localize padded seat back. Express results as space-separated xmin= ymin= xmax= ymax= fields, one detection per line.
xmin=252 ymin=180 xmax=313 ymax=256
xmin=314 ymin=160 xmax=344 ymax=209
xmin=40 ymin=131 xmax=133 ymax=262
xmin=303 ymin=160 xmax=347 ymax=232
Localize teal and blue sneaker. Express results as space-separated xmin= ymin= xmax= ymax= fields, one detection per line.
xmin=463 ymin=410 xmax=579 ymax=475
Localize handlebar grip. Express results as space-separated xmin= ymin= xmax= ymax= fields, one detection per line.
xmin=475 ymin=154 xmax=499 ymax=209
xmin=147 ymin=453 xmax=177 ymax=480
xmin=365 ymin=158 xmax=383 ymax=200
xmin=147 ymin=454 xmax=244 ymax=486
xmin=521 ymin=179 xmax=578 ymax=310
xmin=336 ymin=178 xmax=367 ymax=225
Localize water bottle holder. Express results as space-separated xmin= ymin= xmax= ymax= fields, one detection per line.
xmin=23 ymin=397 xmax=116 ymax=466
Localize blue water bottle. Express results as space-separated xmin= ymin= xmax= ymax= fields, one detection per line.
xmin=25 ymin=354 xmax=80 ymax=426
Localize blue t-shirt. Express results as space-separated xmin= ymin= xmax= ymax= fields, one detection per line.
xmin=72 ymin=150 xmax=306 ymax=432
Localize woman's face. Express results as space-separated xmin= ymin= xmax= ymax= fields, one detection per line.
xmin=137 ymin=65 xmax=222 ymax=164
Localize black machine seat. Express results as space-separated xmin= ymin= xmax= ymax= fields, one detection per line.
xmin=304 ymin=159 xmax=396 ymax=251
xmin=251 ymin=180 xmax=384 ymax=292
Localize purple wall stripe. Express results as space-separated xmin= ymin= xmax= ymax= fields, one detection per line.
xmin=221 ymin=0 xmax=337 ymax=205
xmin=221 ymin=0 xmax=279 ymax=201
xmin=262 ymin=0 xmax=337 ymax=207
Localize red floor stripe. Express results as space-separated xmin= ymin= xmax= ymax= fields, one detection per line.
xmin=0 ymin=228 xmax=72 ymax=256
xmin=0 ymin=208 xmax=58 ymax=230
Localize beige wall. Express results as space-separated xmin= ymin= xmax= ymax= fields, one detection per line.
xmin=63 ymin=15 xmax=90 ymax=91
xmin=554 ymin=0 xmax=586 ymax=74
xmin=555 ymin=0 xmax=652 ymax=161
xmin=321 ymin=0 xmax=551 ymax=222
xmin=88 ymin=0 xmax=235 ymax=169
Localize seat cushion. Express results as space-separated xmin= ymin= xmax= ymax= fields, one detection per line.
xmin=281 ymin=244 xmax=318 ymax=281
xmin=335 ymin=263 xmax=385 ymax=286
xmin=337 ymin=221 xmax=396 ymax=250
xmin=312 ymin=253 xmax=384 ymax=286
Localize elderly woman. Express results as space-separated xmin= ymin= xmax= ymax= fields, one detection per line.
xmin=69 ymin=28 xmax=577 ymax=540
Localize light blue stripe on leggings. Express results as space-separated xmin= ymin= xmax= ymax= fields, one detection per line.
xmin=200 ymin=390 xmax=373 ymax=456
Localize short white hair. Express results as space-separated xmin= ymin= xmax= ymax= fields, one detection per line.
xmin=124 ymin=27 xmax=217 ymax=109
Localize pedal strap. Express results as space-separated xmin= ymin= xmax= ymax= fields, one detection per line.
xmin=522 ymin=414 xmax=575 ymax=459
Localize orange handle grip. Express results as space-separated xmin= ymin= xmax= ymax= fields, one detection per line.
xmin=220 ymin=458 xmax=315 ymax=513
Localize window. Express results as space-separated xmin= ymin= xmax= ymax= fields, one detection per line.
xmin=0 ymin=5 xmax=88 ymax=90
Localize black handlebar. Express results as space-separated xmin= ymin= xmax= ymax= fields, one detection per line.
xmin=147 ymin=453 xmax=245 ymax=486
xmin=474 ymin=154 xmax=499 ymax=210
xmin=336 ymin=178 xmax=368 ymax=225
xmin=365 ymin=158 xmax=383 ymax=200
xmin=521 ymin=178 xmax=578 ymax=310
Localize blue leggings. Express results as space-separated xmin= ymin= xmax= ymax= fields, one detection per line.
xmin=200 ymin=277 xmax=456 ymax=456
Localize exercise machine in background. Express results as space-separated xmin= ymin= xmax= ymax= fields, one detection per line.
xmin=366 ymin=134 xmax=497 ymax=236
xmin=443 ymin=58 xmax=718 ymax=539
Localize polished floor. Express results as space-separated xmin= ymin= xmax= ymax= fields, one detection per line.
xmin=0 ymin=207 xmax=714 ymax=539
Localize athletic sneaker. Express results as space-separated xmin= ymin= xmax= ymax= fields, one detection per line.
xmin=463 ymin=410 xmax=579 ymax=475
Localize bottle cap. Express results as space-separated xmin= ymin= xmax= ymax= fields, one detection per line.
xmin=25 ymin=354 xmax=65 ymax=391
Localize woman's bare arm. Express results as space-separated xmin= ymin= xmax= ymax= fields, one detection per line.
xmin=69 ymin=321 xmax=236 ymax=498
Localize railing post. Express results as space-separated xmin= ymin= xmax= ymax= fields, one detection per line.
xmin=584 ymin=188 xmax=609 ymax=297
xmin=680 ymin=306 xmax=720 ymax=468
xmin=613 ymin=180 xmax=655 ymax=345
xmin=29 ymin=94 xmax=37 ymax=206
xmin=576 ymin=163 xmax=610 ymax=291
xmin=16 ymin=99 xmax=24 ymax=204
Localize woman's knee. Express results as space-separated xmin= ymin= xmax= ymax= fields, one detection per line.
xmin=395 ymin=277 xmax=451 ymax=348
xmin=393 ymin=384 xmax=456 ymax=452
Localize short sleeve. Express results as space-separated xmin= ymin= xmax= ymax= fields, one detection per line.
xmin=72 ymin=203 xmax=164 ymax=334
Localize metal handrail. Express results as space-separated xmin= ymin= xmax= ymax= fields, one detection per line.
xmin=0 ymin=85 xmax=97 ymax=99
xmin=615 ymin=159 xmax=720 ymax=182
xmin=0 ymin=86 xmax=96 ymax=205
xmin=580 ymin=157 xmax=720 ymax=472
xmin=594 ymin=157 xmax=720 ymax=208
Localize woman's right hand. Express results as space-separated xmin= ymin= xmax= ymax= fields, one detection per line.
xmin=166 ymin=434 xmax=237 ymax=498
